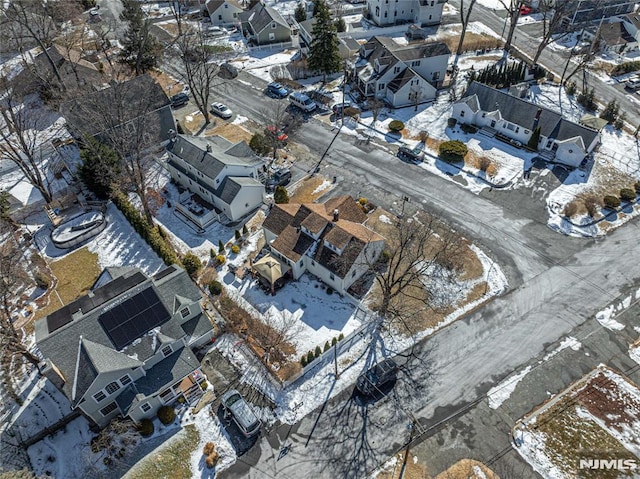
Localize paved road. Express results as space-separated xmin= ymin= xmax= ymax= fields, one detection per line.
xmin=211 ymin=75 xmax=640 ymax=477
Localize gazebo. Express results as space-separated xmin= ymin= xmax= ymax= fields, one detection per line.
xmin=252 ymin=254 xmax=289 ymax=295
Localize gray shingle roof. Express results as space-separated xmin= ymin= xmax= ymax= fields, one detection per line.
xmin=216 ymin=176 xmax=262 ymax=205
xmin=392 ymin=41 xmax=451 ymax=61
xmin=131 ymin=347 xmax=200 ymax=397
xmin=239 ymin=3 xmax=288 ymax=33
xmin=82 ymin=338 xmax=143 ymax=373
xmin=387 ymin=68 xmax=416 ymax=93
xmin=166 ymin=135 xmax=259 ymax=181
xmin=181 ymin=313 xmax=214 ymax=340
xmin=460 ymin=82 xmax=599 ymax=146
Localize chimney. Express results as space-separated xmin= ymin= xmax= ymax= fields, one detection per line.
xmin=532 ymin=108 xmax=543 ymax=130
xmin=206 ymin=144 xmax=212 ymax=152
xmin=41 ymin=359 xmax=66 ymax=391
xmin=333 ymin=209 xmax=339 ymax=222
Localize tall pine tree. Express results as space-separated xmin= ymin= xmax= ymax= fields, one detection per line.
xmin=294 ymin=2 xmax=307 ymax=22
xmin=308 ymin=0 xmax=341 ymax=82
xmin=119 ymin=0 xmax=160 ymax=75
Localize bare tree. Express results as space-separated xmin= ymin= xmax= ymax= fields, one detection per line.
xmin=175 ymin=27 xmax=219 ymax=126
xmin=259 ymin=102 xmax=303 ymax=162
xmin=167 ymin=0 xmax=186 ymax=38
xmin=258 ymin=309 xmax=304 ymax=361
xmin=532 ymin=0 xmax=575 ymax=65
xmin=498 ymin=0 xmax=524 ymax=57
xmin=369 ymin=212 xmax=467 ymax=333
xmin=453 ymin=0 xmax=477 ymax=66
xmin=0 ymin=76 xmax=58 ymax=204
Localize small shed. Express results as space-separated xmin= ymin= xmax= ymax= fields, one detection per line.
xmin=579 ymin=114 xmax=608 ymax=132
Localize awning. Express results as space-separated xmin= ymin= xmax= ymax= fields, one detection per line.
xmin=252 ymin=254 xmax=289 ymax=285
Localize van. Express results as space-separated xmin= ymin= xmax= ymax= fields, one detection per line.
xmin=626 ymin=78 xmax=640 ymax=91
xmin=221 ymin=389 xmax=261 ymax=437
xmin=289 ymin=92 xmax=317 ymax=112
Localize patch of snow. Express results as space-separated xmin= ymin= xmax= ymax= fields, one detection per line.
xmin=232 ymin=115 xmax=248 ymax=125
xmin=312 ymin=179 xmax=332 ymax=195
xmin=187 ymin=406 xmax=237 ymax=476
xmin=543 ymin=336 xmax=582 ymax=361
xmin=630 ymin=345 xmax=640 ymax=367
xmin=378 ymin=214 xmax=393 ymax=224
xmin=595 ymin=304 xmax=625 ymax=331
xmin=487 ymin=366 xmax=532 ymax=409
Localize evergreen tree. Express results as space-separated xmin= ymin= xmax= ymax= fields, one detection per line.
xmin=79 ymin=136 xmax=121 ymax=199
xmin=294 ymin=2 xmax=306 ymax=22
xmin=527 ymin=126 xmax=541 ymax=150
xmin=599 ymin=100 xmax=619 ymax=123
xmin=119 ymin=0 xmax=161 ymax=75
xmin=218 ymin=239 xmax=225 ymax=252
xmin=335 ymin=17 xmax=346 ymax=32
xmin=274 ymin=185 xmax=289 ymax=204
xmin=307 ymin=0 xmax=341 ymax=82
xmin=614 ymin=112 xmax=626 ymax=131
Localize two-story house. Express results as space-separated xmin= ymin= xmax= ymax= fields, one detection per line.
xmin=560 ymin=0 xmax=635 ymax=27
xmin=35 ymin=265 xmax=217 ymax=428
xmin=621 ymin=12 xmax=640 ymax=45
xmin=366 ymin=0 xmax=446 ymax=27
xmin=164 ymin=134 xmax=265 ymax=227
xmin=239 ymin=2 xmax=291 ymax=46
xmin=204 ymin=0 xmax=243 ymax=27
xmin=353 ymin=36 xmax=450 ymax=107
xmin=452 ymin=82 xmax=600 ymax=168
xmin=261 ymin=196 xmax=385 ymax=295
xmin=298 ymin=17 xmax=363 ymax=59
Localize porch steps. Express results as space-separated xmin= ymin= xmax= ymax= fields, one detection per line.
xmin=173 ymin=207 xmax=207 ymax=234
xmin=478 ymin=127 xmax=497 ymax=138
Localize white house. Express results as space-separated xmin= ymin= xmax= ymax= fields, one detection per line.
xmin=621 ymin=12 xmax=640 ymax=44
xmin=366 ymin=0 xmax=446 ymax=27
xmin=261 ymin=196 xmax=385 ymax=295
xmin=352 ymin=36 xmax=450 ymax=107
xmin=164 ymin=135 xmax=265 ymax=227
xmin=204 ymin=0 xmax=242 ymax=27
xmin=452 ymin=82 xmax=600 ymax=168
xmin=36 ymin=266 xmax=217 ymax=428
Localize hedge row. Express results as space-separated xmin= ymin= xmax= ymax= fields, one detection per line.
xmin=112 ymin=192 xmax=178 ymax=266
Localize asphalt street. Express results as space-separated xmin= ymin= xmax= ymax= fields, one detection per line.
xmin=213 ymin=75 xmax=640 ymax=478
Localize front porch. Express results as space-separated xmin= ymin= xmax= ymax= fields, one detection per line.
xmin=158 ymin=368 xmax=207 ymax=406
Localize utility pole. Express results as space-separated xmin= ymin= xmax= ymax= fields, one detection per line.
xmin=333 ymin=341 xmax=339 ymax=379
xmin=341 ymin=60 xmax=348 ymax=127
xmin=398 ymin=420 xmax=418 ymax=479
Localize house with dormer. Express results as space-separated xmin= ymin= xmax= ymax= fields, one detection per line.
xmin=353 ymin=36 xmax=450 ymax=107
xmin=261 ymin=196 xmax=385 ymax=295
xmin=239 ymin=2 xmax=291 ymax=45
xmin=35 ymin=265 xmax=217 ymax=428
xmin=204 ymin=0 xmax=243 ymax=27
xmin=164 ymin=134 xmax=265 ymax=228
xmin=366 ymin=0 xmax=446 ymax=27
xmin=452 ymin=82 xmax=600 ymax=168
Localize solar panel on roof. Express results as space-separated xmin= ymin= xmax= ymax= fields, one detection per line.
xmin=98 ymin=287 xmax=171 ymax=350
xmin=47 ymin=306 xmax=74 ymax=333
xmin=152 ymin=265 xmax=176 ymax=281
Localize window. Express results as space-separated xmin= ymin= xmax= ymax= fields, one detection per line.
xmin=271 ymin=22 xmax=276 ymax=29
xmin=384 ymin=11 xmax=387 ymax=17
xmin=180 ymin=307 xmax=190 ymax=319
xmin=329 ymin=273 xmax=335 ymax=280
xmin=224 ymin=3 xmax=228 ymax=7
xmin=269 ymin=32 xmax=275 ymax=41
xmin=100 ymin=402 xmax=118 ymax=416
xmin=524 ymin=129 xmax=530 ymax=134
xmin=352 ymin=270 xmax=356 ymax=277
xmin=432 ymin=71 xmax=440 ymax=80
xmin=106 ymin=381 xmax=120 ymax=395
xmin=375 ymin=6 xmax=379 ymax=15
xmin=378 ymin=83 xmax=385 ymax=91
xmin=429 ymin=14 xmax=432 ymax=19
xmin=218 ymin=14 xmax=222 ymax=20
xmin=394 ymin=66 xmax=401 ymax=74
xmin=460 ymin=110 xmax=465 ymax=117
xmin=411 ymin=60 xmax=420 ymax=67
xmin=162 ymin=345 xmax=173 ymax=357
xmin=394 ymin=10 xmax=397 ymax=16
xmin=93 ymin=391 xmax=107 ymax=402
xmin=568 ymin=149 xmax=573 ymax=153
xmin=506 ymin=123 xmax=516 ymax=132
xmin=515 ymin=127 xmax=520 ymax=133
xmin=311 ymin=260 xmax=316 ymax=266
xmin=119 ymin=375 xmax=132 ymax=386
xmin=141 ymin=403 xmax=152 ymax=413
xmin=431 ymin=0 xmax=434 ymax=5
xmin=481 ymin=113 xmax=486 ymax=118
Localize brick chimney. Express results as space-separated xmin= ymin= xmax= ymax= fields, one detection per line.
xmin=333 ymin=209 xmax=339 ymax=222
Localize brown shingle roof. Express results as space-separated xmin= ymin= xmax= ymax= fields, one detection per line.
xmin=313 ymin=236 xmax=366 ymax=278
xmin=263 ymin=204 xmax=300 ymax=235
xmin=324 ymin=226 xmax=352 ymax=249
xmin=301 ymin=212 xmax=328 ymax=234
xmin=323 ymin=196 xmax=367 ymax=223
xmin=271 ymin=226 xmax=315 ymax=262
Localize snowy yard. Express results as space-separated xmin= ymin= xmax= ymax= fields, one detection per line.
xmin=514 ymin=366 xmax=640 ymax=479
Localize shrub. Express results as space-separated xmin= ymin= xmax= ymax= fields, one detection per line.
xmin=314 ymin=345 xmax=322 ymax=358
xmin=157 ymin=406 xmax=175 ymax=425
xmin=611 ymin=61 xmax=640 ymax=76
xmin=210 ymin=248 xmax=215 ymax=258
xmin=576 ymin=88 xmax=596 ymax=111
xmin=447 ymin=118 xmax=457 ymax=128
xmin=182 ymin=252 xmax=202 ymax=277
xmin=358 ymin=197 xmax=368 ymax=205
xmin=620 ymin=188 xmax=636 ymax=202
xmin=34 ymin=270 xmax=50 ymax=290
xmin=199 ymin=380 xmax=208 ymax=390
xmin=331 ymin=337 xmax=337 ymax=346
xmin=563 ymin=201 xmax=578 ymax=218
xmin=599 ymin=100 xmax=619 ymax=123
xmin=301 ymin=355 xmax=307 ymax=367
xmin=388 ymin=120 xmax=404 ymax=132
xmin=326 ymin=286 xmax=334 ymax=295
xmin=324 ymin=341 xmax=330 ymax=352
xmin=205 ymin=452 xmax=219 ymax=468
xmin=478 ymin=157 xmax=492 ymax=172
xmin=242 ymin=224 xmax=249 ymax=236
xmin=209 ymin=280 xmax=223 ymax=295
xmin=439 ymin=140 xmax=468 ymax=163
xmin=565 ymin=81 xmax=577 ymax=95
xmin=249 ymin=133 xmax=270 ymax=156
xmin=381 ymin=250 xmax=391 ymax=263
xmin=274 ymin=186 xmax=289 ymax=204
xmin=635 ymin=182 xmax=640 ymax=194
xmin=231 ymin=245 xmax=240 ymax=254
xmin=234 ymin=230 xmax=241 ymax=240
xmin=614 ymin=113 xmax=626 ymax=131
xmin=338 ymin=333 xmax=344 ymax=341
xmin=460 ymin=123 xmax=478 ymax=134
xmin=603 ymin=195 xmax=621 ymax=209
xmin=216 ymin=254 xmax=226 ymax=265
xmin=306 ymin=351 xmax=314 ymax=364
xmin=583 ymin=195 xmax=602 ymax=217
xmin=203 ymin=442 xmax=215 ymax=455
xmin=138 ymin=419 xmax=154 ymax=437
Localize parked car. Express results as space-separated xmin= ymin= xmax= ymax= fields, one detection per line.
xmin=266 ymin=82 xmax=289 ymax=99
xmin=265 ymin=125 xmax=288 ymax=143
xmin=356 ymin=358 xmax=398 ymax=396
xmin=289 ymin=92 xmax=317 ymax=112
xmin=519 ymin=5 xmax=532 ymax=14
xmin=211 ymin=102 xmax=232 ymax=119
xmin=219 ymin=62 xmax=238 ymax=79
xmin=221 ymin=389 xmax=261 ymax=437
xmin=170 ymin=92 xmax=189 ymax=108
xmin=626 ymin=78 xmax=640 ymax=91
xmin=397 ymin=146 xmax=422 ymax=163
xmin=205 ymin=26 xmax=227 ymax=37
xmin=267 ymin=168 xmax=291 ymax=191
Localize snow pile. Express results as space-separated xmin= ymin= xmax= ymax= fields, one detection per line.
xmin=487 ymin=366 xmax=532 ymax=409
xmin=595 ymin=304 xmax=625 ymax=331
xmin=630 ymin=345 xmax=640 ymax=367
xmin=543 ymin=336 xmax=581 ymax=361
xmin=188 ymin=407 xmax=237 ymax=476
xmin=515 ymin=427 xmax=566 ymax=479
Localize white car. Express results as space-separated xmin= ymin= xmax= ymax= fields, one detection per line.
xmin=211 ymin=102 xmax=232 ymax=119
xmin=205 ymin=26 xmax=227 ymax=37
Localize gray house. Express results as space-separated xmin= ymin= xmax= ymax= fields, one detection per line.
xmin=205 ymin=0 xmax=243 ymax=27
xmin=353 ymin=36 xmax=450 ymax=107
xmin=452 ymin=82 xmax=600 ymax=168
xmin=36 ymin=266 xmax=216 ymax=428
xmin=164 ymin=135 xmax=265 ymax=228
xmin=239 ymin=2 xmax=291 ymax=45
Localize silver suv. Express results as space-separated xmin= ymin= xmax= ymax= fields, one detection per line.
xmin=221 ymin=389 xmax=261 ymax=437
